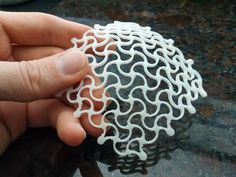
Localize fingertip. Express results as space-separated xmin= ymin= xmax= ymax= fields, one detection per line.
xmin=57 ymin=110 xmax=86 ymax=146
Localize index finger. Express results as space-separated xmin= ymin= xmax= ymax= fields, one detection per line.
xmin=0 ymin=11 xmax=91 ymax=48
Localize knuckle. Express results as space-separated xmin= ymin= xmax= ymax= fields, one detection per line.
xmin=18 ymin=61 xmax=45 ymax=98
xmin=32 ymin=13 xmax=55 ymax=44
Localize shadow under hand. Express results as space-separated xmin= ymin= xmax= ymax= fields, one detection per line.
xmin=0 ymin=114 xmax=192 ymax=177
xmin=53 ymin=114 xmax=192 ymax=176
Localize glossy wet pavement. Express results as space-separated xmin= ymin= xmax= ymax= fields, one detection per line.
xmin=0 ymin=0 xmax=235 ymax=176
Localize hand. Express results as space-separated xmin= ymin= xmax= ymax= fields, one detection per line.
xmin=0 ymin=12 xmax=106 ymax=155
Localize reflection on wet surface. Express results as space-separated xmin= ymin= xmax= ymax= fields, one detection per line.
xmin=0 ymin=0 xmax=235 ymax=176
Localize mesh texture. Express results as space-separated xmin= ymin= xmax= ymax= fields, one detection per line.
xmin=66 ymin=21 xmax=207 ymax=160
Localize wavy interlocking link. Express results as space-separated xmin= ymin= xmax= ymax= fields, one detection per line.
xmin=66 ymin=21 xmax=207 ymax=160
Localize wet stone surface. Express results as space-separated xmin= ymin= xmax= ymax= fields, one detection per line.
xmin=0 ymin=0 xmax=236 ymax=177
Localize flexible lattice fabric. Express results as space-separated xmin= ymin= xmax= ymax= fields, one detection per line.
xmin=66 ymin=21 xmax=207 ymax=160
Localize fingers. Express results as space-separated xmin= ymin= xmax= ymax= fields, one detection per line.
xmin=79 ymin=105 xmax=104 ymax=137
xmin=27 ymin=99 xmax=105 ymax=146
xmin=56 ymin=107 xmax=86 ymax=146
xmin=0 ymin=102 xmax=27 ymax=141
xmin=0 ymin=12 xmax=117 ymax=60
xmin=0 ymin=101 xmax=27 ymax=156
xmin=0 ymin=12 xmax=91 ymax=48
xmin=27 ymin=99 xmax=86 ymax=146
xmin=59 ymin=78 xmax=110 ymax=138
xmin=0 ymin=49 xmax=89 ymax=102
xmin=12 ymin=46 xmax=64 ymax=61
xmin=59 ymin=95 xmax=108 ymax=137
xmin=0 ymin=22 xmax=11 ymax=59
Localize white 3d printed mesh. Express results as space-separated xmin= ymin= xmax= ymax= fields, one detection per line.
xmin=66 ymin=21 xmax=207 ymax=160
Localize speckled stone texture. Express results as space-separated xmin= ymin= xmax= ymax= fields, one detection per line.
xmin=0 ymin=0 xmax=31 ymax=5
xmin=0 ymin=0 xmax=235 ymax=177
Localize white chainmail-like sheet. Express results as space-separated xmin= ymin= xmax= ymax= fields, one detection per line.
xmin=66 ymin=21 xmax=207 ymax=160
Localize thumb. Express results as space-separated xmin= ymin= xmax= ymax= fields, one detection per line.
xmin=0 ymin=49 xmax=89 ymax=101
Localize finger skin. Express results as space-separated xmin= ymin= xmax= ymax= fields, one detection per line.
xmin=27 ymin=99 xmax=86 ymax=146
xmin=80 ymin=104 xmax=104 ymax=137
xmin=0 ymin=12 xmax=115 ymax=155
xmin=0 ymin=22 xmax=11 ymax=59
xmin=0 ymin=12 xmax=91 ymax=48
xmin=59 ymin=95 xmax=107 ymax=138
xmin=58 ymin=94 xmax=107 ymax=138
xmin=0 ymin=12 xmax=116 ymax=60
xmin=12 ymin=46 xmax=64 ymax=61
xmin=0 ymin=101 xmax=27 ymax=141
xmin=0 ymin=101 xmax=27 ymax=155
xmin=0 ymin=50 xmax=89 ymax=102
xmin=56 ymin=108 xmax=86 ymax=146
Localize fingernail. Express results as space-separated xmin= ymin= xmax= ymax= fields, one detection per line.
xmin=57 ymin=49 xmax=86 ymax=75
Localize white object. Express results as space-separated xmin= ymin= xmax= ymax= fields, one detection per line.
xmin=67 ymin=21 xmax=207 ymax=160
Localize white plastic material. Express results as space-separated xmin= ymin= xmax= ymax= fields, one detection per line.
xmin=66 ymin=21 xmax=207 ymax=160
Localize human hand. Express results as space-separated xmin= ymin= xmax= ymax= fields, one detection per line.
xmin=0 ymin=12 xmax=106 ymax=155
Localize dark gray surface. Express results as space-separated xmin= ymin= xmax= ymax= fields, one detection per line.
xmin=0 ymin=0 xmax=62 ymax=12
